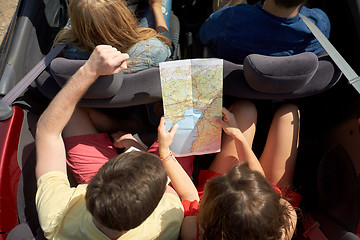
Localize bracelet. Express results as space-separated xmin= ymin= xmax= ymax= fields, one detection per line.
xmin=160 ymin=151 xmax=173 ymax=162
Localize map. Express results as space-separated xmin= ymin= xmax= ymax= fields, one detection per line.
xmin=159 ymin=59 xmax=223 ymax=157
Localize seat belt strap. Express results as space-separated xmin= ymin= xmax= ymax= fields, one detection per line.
xmin=299 ymin=14 xmax=360 ymax=91
xmin=2 ymin=44 xmax=65 ymax=105
xmin=302 ymin=213 xmax=329 ymax=240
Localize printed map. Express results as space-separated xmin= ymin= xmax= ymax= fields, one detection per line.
xmin=159 ymin=59 xmax=223 ymax=156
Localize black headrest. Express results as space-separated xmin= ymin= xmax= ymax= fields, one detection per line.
xmin=36 ymin=59 xmax=163 ymax=108
xmin=223 ymin=52 xmax=342 ymax=99
xmin=243 ymin=52 xmax=319 ymax=94
xmin=35 ymin=52 xmax=342 ymax=108
xmin=50 ymin=58 xmax=124 ymax=99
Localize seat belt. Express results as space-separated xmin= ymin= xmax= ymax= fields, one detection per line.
xmin=1 ymin=44 xmax=65 ymax=105
xmin=299 ymin=14 xmax=360 ymax=93
xmin=302 ymin=213 xmax=329 ymax=240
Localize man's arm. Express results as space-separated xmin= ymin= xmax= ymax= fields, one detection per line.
xmin=35 ymin=45 xmax=129 ymax=180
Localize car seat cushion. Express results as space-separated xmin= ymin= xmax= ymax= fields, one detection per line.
xmin=243 ymin=52 xmax=319 ymax=94
xmin=50 ymin=58 xmax=124 ymax=99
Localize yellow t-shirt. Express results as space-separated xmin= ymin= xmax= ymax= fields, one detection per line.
xmin=36 ymin=171 xmax=184 ymax=240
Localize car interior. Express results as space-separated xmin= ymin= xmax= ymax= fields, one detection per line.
xmin=0 ymin=0 xmax=360 ymax=239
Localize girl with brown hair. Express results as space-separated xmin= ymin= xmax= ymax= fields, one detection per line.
xmin=158 ymin=100 xmax=301 ymax=239
xmin=54 ymin=0 xmax=172 ymax=73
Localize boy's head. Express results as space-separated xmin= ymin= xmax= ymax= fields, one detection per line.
xmin=198 ymin=163 xmax=291 ymax=240
xmin=85 ymin=151 xmax=168 ymax=231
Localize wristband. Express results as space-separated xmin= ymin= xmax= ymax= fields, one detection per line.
xmin=160 ymin=151 xmax=173 ymax=162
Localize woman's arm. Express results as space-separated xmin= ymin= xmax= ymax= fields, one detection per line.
xmin=215 ymin=108 xmax=265 ymax=176
xmin=149 ymin=0 xmax=169 ymax=32
xmin=158 ymin=117 xmax=199 ymax=202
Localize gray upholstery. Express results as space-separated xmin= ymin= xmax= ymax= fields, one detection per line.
xmin=36 ymin=62 xmax=162 ymax=108
xmin=223 ymin=53 xmax=342 ymax=100
xmin=50 ymin=58 xmax=124 ymax=99
xmin=243 ymin=52 xmax=319 ymax=94
xmin=35 ymin=52 xmax=342 ymax=107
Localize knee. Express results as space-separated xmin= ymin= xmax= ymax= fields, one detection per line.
xmin=275 ymin=103 xmax=300 ymax=124
xmin=229 ymin=100 xmax=257 ymax=120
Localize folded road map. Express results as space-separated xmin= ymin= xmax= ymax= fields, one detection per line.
xmin=159 ymin=59 xmax=223 ymax=157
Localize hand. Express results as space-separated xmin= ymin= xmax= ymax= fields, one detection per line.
xmin=148 ymin=0 xmax=162 ymax=9
xmin=111 ymin=131 xmax=138 ymax=149
xmin=157 ymin=116 xmax=178 ymax=158
xmin=84 ymin=45 xmax=129 ymax=78
xmin=214 ymin=107 xmax=240 ymax=136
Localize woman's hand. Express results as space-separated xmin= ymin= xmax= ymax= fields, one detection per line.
xmin=214 ymin=107 xmax=240 ymax=136
xmin=157 ymin=116 xmax=178 ymax=158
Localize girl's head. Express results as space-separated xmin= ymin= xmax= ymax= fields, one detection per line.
xmin=198 ymin=164 xmax=292 ymax=240
xmin=54 ymin=0 xmax=170 ymax=53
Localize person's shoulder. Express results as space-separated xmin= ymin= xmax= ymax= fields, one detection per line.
xmin=37 ymin=171 xmax=68 ymax=188
xmin=214 ymin=3 xmax=259 ymax=16
xmin=163 ymin=192 xmax=183 ymax=206
xmin=36 ymin=172 xmax=87 ymax=239
xmin=129 ymin=193 xmax=183 ymax=240
xmin=300 ymin=6 xmax=329 ymax=22
xmin=128 ymin=38 xmax=171 ymax=60
xmin=155 ymin=193 xmax=184 ymax=218
xmin=300 ymin=6 xmax=330 ymax=35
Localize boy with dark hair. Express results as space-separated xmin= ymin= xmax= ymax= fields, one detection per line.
xmin=35 ymin=45 xmax=183 ymax=239
xmin=198 ymin=0 xmax=330 ymax=63
xmin=85 ymin=151 xmax=168 ymax=232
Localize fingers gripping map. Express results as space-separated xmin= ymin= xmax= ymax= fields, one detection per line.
xmin=159 ymin=59 xmax=223 ymax=157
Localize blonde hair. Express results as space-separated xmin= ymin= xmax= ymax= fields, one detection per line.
xmin=54 ymin=0 xmax=171 ymax=54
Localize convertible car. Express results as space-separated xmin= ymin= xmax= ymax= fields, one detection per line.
xmin=0 ymin=0 xmax=360 ymax=239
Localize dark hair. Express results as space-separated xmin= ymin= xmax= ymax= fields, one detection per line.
xmin=198 ymin=164 xmax=292 ymax=240
xmin=85 ymin=151 xmax=168 ymax=231
xmin=274 ymin=0 xmax=305 ymax=8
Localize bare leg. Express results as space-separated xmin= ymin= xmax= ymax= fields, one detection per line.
xmin=63 ymin=107 xmax=138 ymax=138
xmin=63 ymin=107 xmax=98 ymax=138
xmin=259 ymin=104 xmax=300 ymax=187
xmin=209 ymin=100 xmax=257 ymax=174
xmin=86 ymin=108 xmax=139 ymax=133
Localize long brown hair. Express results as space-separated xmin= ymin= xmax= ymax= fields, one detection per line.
xmin=54 ymin=0 xmax=171 ymax=54
xmin=198 ymin=164 xmax=293 ymax=240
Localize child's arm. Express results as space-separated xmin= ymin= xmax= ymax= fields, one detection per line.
xmin=215 ymin=107 xmax=265 ymax=176
xmin=158 ymin=117 xmax=199 ymax=202
xmin=149 ymin=0 xmax=169 ymax=32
